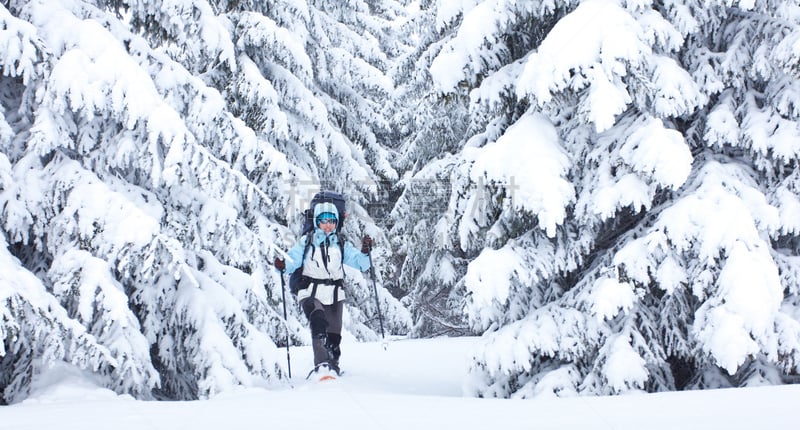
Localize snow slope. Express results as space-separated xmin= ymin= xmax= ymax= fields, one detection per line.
xmin=2 ymin=336 xmax=798 ymax=429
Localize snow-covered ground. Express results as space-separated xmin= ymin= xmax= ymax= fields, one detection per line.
xmin=2 ymin=336 xmax=798 ymax=429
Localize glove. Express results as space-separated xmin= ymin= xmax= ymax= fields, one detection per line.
xmin=273 ymin=257 xmax=286 ymax=271
xmin=361 ymin=235 xmax=373 ymax=254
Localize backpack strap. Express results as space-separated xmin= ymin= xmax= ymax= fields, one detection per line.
xmin=336 ymin=234 xmax=345 ymax=299
xmin=299 ymin=230 xmax=314 ymax=271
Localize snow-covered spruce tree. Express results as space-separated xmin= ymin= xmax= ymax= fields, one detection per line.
xmin=387 ymin=0 xmax=475 ymax=336
xmin=0 ymin=0 xmax=407 ymax=402
xmin=0 ymin=4 xmax=130 ymax=404
xmin=0 ymin=0 xmax=294 ymax=401
xmin=1 ymin=149 xmax=126 ymax=403
xmin=397 ymin=0 xmax=800 ymax=397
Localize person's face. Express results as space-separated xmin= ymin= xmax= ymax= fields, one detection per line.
xmin=318 ymin=219 xmax=336 ymax=234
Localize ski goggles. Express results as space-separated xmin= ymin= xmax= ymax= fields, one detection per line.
xmin=316 ymin=213 xmax=338 ymax=225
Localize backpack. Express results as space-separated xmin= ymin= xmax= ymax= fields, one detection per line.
xmin=289 ymin=190 xmax=347 ymax=294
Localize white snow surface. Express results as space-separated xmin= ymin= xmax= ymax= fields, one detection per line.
xmin=2 ymin=336 xmax=798 ymax=429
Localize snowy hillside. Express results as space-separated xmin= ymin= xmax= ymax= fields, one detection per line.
xmin=2 ymin=336 xmax=798 ymax=430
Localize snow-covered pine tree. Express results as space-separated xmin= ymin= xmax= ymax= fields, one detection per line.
xmin=0 ymin=4 xmax=124 ymax=404
xmin=0 ymin=0 xmax=294 ymax=401
xmin=387 ymin=0 xmax=475 ymax=336
xmin=0 ymin=0 xmax=408 ymax=402
xmin=394 ymin=0 xmax=800 ymax=397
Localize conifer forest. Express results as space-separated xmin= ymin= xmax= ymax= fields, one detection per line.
xmin=1 ymin=0 xmax=799 ymax=403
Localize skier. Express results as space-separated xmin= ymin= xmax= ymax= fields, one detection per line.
xmin=274 ymin=201 xmax=373 ymax=378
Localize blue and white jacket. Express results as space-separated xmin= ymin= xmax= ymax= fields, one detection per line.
xmin=284 ymin=202 xmax=370 ymax=304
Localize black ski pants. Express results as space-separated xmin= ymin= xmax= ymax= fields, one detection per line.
xmin=300 ymin=298 xmax=343 ymax=366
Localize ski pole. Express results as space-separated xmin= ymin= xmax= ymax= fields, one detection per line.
xmin=278 ymin=269 xmax=292 ymax=379
xmin=367 ymin=251 xmax=386 ymax=349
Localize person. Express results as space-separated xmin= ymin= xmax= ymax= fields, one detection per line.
xmin=274 ymin=201 xmax=373 ymax=377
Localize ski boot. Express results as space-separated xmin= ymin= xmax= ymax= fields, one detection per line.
xmin=325 ymin=333 xmax=342 ymax=374
xmin=307 ymin=362 xmax=339 ymax=381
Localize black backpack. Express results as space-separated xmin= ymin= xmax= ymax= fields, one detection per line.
xmin=289 ymin=190 xmax=347 ymax=294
